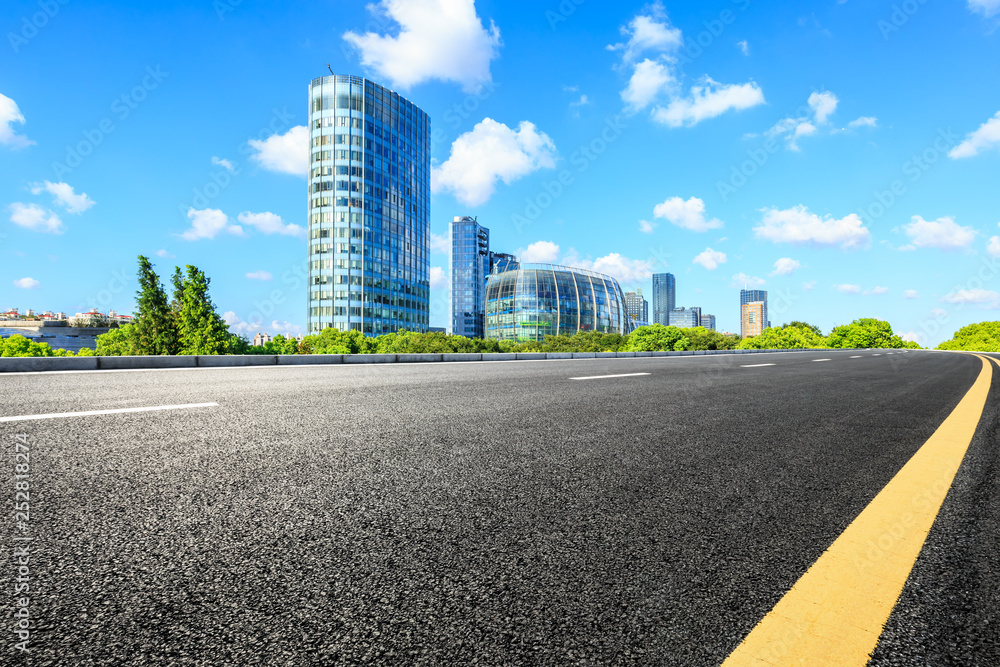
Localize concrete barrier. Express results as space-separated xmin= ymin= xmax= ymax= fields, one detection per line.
xmin=516 ymin=353 xmax=547 ymax=361
xmin=397 ymin=354 xmax=443 ymax=363
xmin=278 ymin=354 xmax=343 ymax=365
xmin=0 ymin=357 xmax=98 ymax=372
xmin=98 ymin=356 xmax=197 ymax=370
xmin=198 ymin=355 xmax=278 ymax=367
xmin=343 ymin=354 xmax=397 ymax=364
xmin=595 ymin=352 xmax=617 ymax=358
xmin=572 ymin=352 xmax=597 ymax=359
xmin=481 ymin=353 xmax=518 ymax=361
xmin=634 ymin=351 xmax=654 ymax=357
xmin=545 ymin=353 xmax=574 ymax=360
xmin=440 ymin=354 xmax=482 ymax=362
xmin=616 ymin=352 xmax=637 ymax=358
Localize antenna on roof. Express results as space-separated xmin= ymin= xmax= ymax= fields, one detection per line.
xmin=326 ymin=64 xmax=335 ymax=76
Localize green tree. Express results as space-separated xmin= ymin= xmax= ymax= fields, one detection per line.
xmin=622 ymin=324 xmax=688 ymax=352
xmin=94 ymin=325 xmax=140 ymax=356
xmin=0 ymin=335 xmax=56 ymax=357
xmin=826 ymin=318 xmax=908 ymax=349
xmin=937 ymin=322 xmax=1000 ymax=351
xmin=176 ymin=265 xmax=231 ymax=355
xmin=783 ymin=321 xmax=824 ymax=336
xmin=132 ymin=255 xmax=177 ymax=355
xmin=738 ymin=325 xmax=827 ymax=350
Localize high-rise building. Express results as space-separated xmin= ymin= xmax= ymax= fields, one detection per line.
xmin=671 ymin=307 xmax=700 ymax=328
xmin=652 ymin=273 xmax=676 ymax=325
xmin=740 ymin=289 xmax=768 ymax=334
xmin=449 ymin=216 xmax=518 ymax=339
xmin=702 ymin=314 xmax=717 ymax=331
xmin=624 ymin=288 xmax=649 ymax=325
xmin=451 ymin=216 xmax=489 ymax=338
xmin=307 ymin=74 xmax=431 ymax=335
xmin=741 ymin=301 xmax=765 ymax=338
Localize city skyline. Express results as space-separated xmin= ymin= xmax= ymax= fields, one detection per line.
xmin=2 ymin=1 xmax=999 ymax=345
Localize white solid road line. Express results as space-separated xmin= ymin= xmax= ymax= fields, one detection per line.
xmin=812 ymin=359 xmax=832 ymax=362
xmin=850 ymin=356 xmax=863 ymax=359
xmin=0 ymin=402 xmax=219 ymax=423
xmin=570 ymin=373 xmax=651 ymax=381
xmin=741 ymin=364 xmax=776 ymax=368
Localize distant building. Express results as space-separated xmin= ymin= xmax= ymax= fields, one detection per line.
xmin=624 ymin=288 xmax=649 ymax=326
xmin=671 ymin=307 xmax=700 ymax=328
xmin=485 ymin=264 xmax=632 ymax=341
xmin=740 ymin=289 xmax=768 ymax=334
xmin=652 ymin=273 xmax=676 ymax=325
xmin=428 ymin=326 xmax=447 ymax=333
xmin=702 ymin=314 xmax=717 ymax=331
xmin=253 ymin=333 xmax=273 ymax=347
xmin=741 ymin=301 xmax=766 ymax=338
xmin=450 ymin=216 xmax=518 ymax=339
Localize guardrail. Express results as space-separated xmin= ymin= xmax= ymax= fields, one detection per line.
xmin=0 ymin=348 xmax=855 ymax=373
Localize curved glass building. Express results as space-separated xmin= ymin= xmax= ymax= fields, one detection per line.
xmin=307 ymin=74 xmax=430 ymax=335
xmin=484 ymin=264 xmax=633 ymax=342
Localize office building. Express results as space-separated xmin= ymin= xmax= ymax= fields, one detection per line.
xmin=307 ymin=74 xmax=431 ymax=335
xmin=741 ymin=301 xmax=766 ymax=338
xmin=450 ymin=216 xmax=518 ymax=338
xmin=671 ymin=307 xmax=700 ymax=328
xmin=652 ymin=273 xmax=676 ymax=325
xmin=624 ymin=288 xmax=649 ymax=326
xmin=740 ymin=289 xmax=768 ymax=333
xmin=485 ymin=264 xmax=633 ymax=342
xmin=702 ymin=314 xmax=716 ymax=331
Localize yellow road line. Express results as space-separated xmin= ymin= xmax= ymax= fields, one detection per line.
xmin=723 ymin=354 xmax=992 ymax=666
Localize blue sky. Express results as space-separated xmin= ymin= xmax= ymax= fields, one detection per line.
xmin=2 ymin=0 xmax=999 ymax=345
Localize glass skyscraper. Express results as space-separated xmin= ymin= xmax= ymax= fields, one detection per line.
xmin=450 ymin=216 xmax=517 ymax=339
xmin=652 ymin=273 xmax=676 ymax=325
xmin=307 ymin=74 xmax=430 ymax=335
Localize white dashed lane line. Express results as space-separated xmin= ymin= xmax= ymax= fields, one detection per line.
xmin=0 ymin=403 xmax=220 ymax=423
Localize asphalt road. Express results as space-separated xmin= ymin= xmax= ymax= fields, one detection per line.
xmin=1 ymin=350 xmax=997 ymax=665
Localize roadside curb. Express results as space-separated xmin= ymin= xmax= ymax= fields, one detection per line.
xmin=0 ymin=347 xmax=877 ymax=373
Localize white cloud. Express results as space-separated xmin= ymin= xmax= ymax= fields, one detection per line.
xmin=949 ymin=111 xmax=1000 ymax=159
xmin=902 ymin=215 xmax=976 ymax=250
xmin=808 ymin=91 xmax=839 ymax=124
xmin=212 ymin=156 xmax=236 ymax=172
xmin=432 ymin=118 xmax=556 ymax=206
xmin=343 ymin=0 xmax=501 ymax=93
xmin=246 ymin=271 xmax=273 ymax=281
xmin=430 ymin=232 xmax=451 ymax=254
xmin=904 ymin=290 xmax=920 ymax=299
xmin=653 ymin=196 xmax=723 ymax=232
xmin=13 ymin=277 xmax=40 ymax=289
xmin=848 ymin=116 xmax=878 ymax=129
xmin=248 ymin=125 xmax=308 ymax=177
xmin=607 ymin=2 xmax=682 ymax=63
xmin=941 ymin=288 xmax=1000 ymax=308
xmin=224 ymin=311 xmax=304 ymax=337
xmin=271 ymin=321 xmax=304 ymax=338
xmin=988 ymin=235 xmax=1000 ymax=258
xmin=836 ymin=284 xmax=861 ymax=294
xmin=622 ymin=58 xmax=674 ymax=112
xmin=223 ymin=311 xmax=253 ymax=334
xmin=638 ymin=219 xmax=657 ymax=234
xmin=770 ymin=257 xmax=802 ymax=276
xmin=9 ymin=202 xmax=63 ymax=234
xmin=865 ymin=286 xmax=889 ymax=295
xmin=0 ymin=93 xmax=33 ymax=149
xmin=802 ymin=280 xmax=817 ymax=291
xmin=569 ymin=94 xmax=591 ymax=108
xmin=652 ymin=79 xmax=765 ymax=128
xmin=754 ymin=206 xmax=871 ymax=250
xmin=968 ymin=0 xmax=1000 ymax=17
xmin=899 ymin=331 xmax=925 ymax=344
xmin=237 ymin=211 xmax=305 ymax=237
xmin=29 ymin=181 xmax=95 ymax=214
xmin=731 ymin=272 xmax=765 ymax=288
xmin=569 ymin=252 xmax=657 ymax=284
xmin=180 ymin=208 xmax=243 ymax=241
xmin=518 ymin=240 xmax=560 ymax=264
xmin=429 ymin=266 xmax=448 ymax=289
xmin=693 ymin=247 xmax=727 ymax=270
xmin=737 ymin=40 xmax=749 ymax=56
xmin=155 ymin=249 xmax=174 ymax=258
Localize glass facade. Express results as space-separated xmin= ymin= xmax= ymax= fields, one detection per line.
xmin=652 ymin=273 xmax=676 ymax=326
xmin=484 ymin=264 xmax=632 ymax=342
xmin=740 ymin=289 xmax=768 ymax=333
xmin=307 ymin=75 xmax=430 ymax=335
xmin=450 ymin=216 xmax=518 ymax=339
